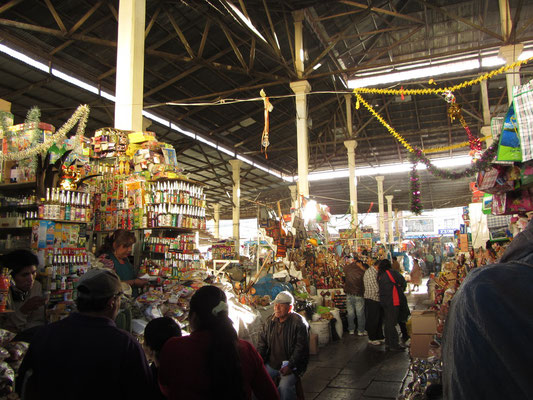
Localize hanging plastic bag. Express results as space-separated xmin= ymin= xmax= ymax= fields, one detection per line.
xmin=513 ymin=80 xmax=533 ymax=162
xmin=496 ymin=103 xmax=522 ymax=162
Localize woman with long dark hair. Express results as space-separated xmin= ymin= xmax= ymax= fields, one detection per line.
xmin=158 ymin=285 xmax=279 ymax=400
xmin=97 ymin=229 xmax=148 ymax=297
xmin=377 ymin=259 xmax=408 ymax=351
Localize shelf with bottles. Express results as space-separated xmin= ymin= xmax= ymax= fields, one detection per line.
xmin=91 ymin=167 xmax=207 ymax=232
xmin=139 ymin=232 xmax=203 ymax=279
xmin=39 ymin=188 xmax=94 ymax=223
xmin=39 ymin=247 xmax=91 ymax=306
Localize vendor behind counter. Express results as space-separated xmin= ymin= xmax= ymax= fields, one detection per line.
xmin=97 ymin=229 xmax=148 ymax=297
xmin=0 ymin=249 xmax=46 ymax=339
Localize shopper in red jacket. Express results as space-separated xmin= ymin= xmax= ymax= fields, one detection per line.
xmin=159 ymin=285 xmax=279 ymax=400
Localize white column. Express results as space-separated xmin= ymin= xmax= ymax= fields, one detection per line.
xmin=480 ymin=80 xmax=494 ymax=147
xmin=386 ymin=195 xmax=394 ymax=245
xmin=344 ymin=140 xmax=358 ymax=232
xmin=289 ymin=185 xmax=298 ymax=210
xmin=229 ymin=160 xmax=242 ymax=256
xmin=114 ymin=0 xmax=146 ymax=131
xmin=290 ymin=80 xmax=311 ymax=199
xmin=499 ymin=44 xmax=523 ymax=105
xmin=395 ymin=208 xmax=400 ymax=239
xmin=376 ymin=176 xmax=386 ymax=244
xmin=293 ymin=10 xmax=305 ymax=78
xmin=213 ymin=203 xmax=220 ymax=239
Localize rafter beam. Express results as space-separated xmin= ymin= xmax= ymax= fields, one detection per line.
xmin=166 ymin=9 xmax=195 ymax=58
xmin=340 ymin=1 xmax=424 ymax=24
xmin=415 ymin=0 xmax=503 ymax=41
xmin=0 ymin=0 xmax=23 ymax=16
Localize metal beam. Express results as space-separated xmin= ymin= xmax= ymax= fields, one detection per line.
xmin=416 ymin=0 xmax=504 ymax=41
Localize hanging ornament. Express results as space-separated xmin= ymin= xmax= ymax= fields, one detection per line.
xmin=59 ymin=164 xmax=81 ymax=190
xmin=260 ymin=89 xmax=273 ymax=159
xmin=409 ymin=157 xmax=423 ymax=215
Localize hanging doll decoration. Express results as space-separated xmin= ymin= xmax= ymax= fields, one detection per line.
xmin=260 ymin=89 xmax=274 ymax=159
xmin=443 ymin=90 xmax=482 ymax=155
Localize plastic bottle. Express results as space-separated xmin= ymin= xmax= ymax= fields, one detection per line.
xmin=0 ymin=268 xmax=11 ymax=312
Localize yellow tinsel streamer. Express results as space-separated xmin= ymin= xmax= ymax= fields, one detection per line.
xmin=353 ymin=93 xmax=414 ymax=153
xmin=352 ymin=56 xmax=533 ymax=96
xmin=423 ymin=136 xmax=489 ymax=154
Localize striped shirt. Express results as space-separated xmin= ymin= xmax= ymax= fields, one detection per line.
xmin=363 ymin=267 xmax=380 ymax=302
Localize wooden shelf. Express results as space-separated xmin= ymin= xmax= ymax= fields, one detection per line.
xmin=0 ymin=182 xmax=37 ymax=191
xmin=0 ymin=226 xmax=32 ymax=231
xmin=0 ymin=204 xmax=38 ymax=211
xmin=28 ymin=219 xmax=89 ymax=224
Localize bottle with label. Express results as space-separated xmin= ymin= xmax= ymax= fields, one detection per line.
xmin=9 ymin=162 xmax=19 ymax=183
xmin=0 ymin=268 xmax=11 ymax=312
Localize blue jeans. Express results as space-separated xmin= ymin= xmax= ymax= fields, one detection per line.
xmin=265 ymin=364 xmax=297 ymax=400
xmin=346 ymin=294 xmax=365 ymax=333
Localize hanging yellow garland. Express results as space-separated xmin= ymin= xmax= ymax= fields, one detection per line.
xmin=353 ymin=92 xmax=414 ymax=152
xmin=352 ymin=56 xmax=533 ymax=96
xmin=423 ymin=136 xmax=489 ymax=154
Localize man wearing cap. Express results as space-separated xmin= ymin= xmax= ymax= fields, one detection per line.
xmin=17 ymin=268 xmax=154 ymax=399
xmin=257 ymin=291 xmax=309 ymax=400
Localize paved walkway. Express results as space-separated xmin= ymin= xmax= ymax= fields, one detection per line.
xmin=301 ymin=284 xmax=430 ymax=399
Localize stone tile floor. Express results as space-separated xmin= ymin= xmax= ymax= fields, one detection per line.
xmin=301 ymin=333 xmax=410 ymax=400
xmin=300 ymin=284 xmax=430 ymax=399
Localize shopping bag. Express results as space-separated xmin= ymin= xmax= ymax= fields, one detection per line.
xmin=505 ymin=189 xmax=533 ymax=214
xmin=513 ymin=80 xmax=533 ymax=162
xmin=492 ymin=193 xmax=507 ymax=215
xmin=519 ymin=162 xmax=533 ymax=188
xmin=477 ymin=166 xmax=514 ymax=194
xmin=496 ymin=103 xmax=522 ymax=162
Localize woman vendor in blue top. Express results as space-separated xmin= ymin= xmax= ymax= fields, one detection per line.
xmin=98 ymin=229 xmax=148 ymax=297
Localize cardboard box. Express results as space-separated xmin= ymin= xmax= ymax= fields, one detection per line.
xmin=309 ymin=333 xmax=319 ymax=355
xmin=411 ymin=310 xmax=438 ymax=334
xmin=410 ymin=334 xmax=433 ymax=358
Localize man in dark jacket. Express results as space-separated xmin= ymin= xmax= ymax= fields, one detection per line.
xmin=17 ymin=268 xmax=154 ymax=400
xmin=344 ymin=257 xmax=366 ymax=335
xmin=257 ymin=291 xmax=309 ymax=400
xmin=442 ymin=219 xmax=533 ymax=399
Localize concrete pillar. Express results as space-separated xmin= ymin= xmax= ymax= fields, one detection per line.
xmin=480 ymin=126 xmax=494 ymax=148
xmin=386 ymin=195 xmax=394 ymax=245
xmin=345 ymin=94 xmax=353 ymax=136
xmin=344 ymin=140 xmax=359 ymax=233
xmin=376 ymin=176 xmax=386 ymax=244
xmin=499 ymin=0 xmax=512 ymax=42
xmin=289 ymin=185 xmax=298 ymax=210
xmin=114 ymin=0 xmax=146 ymax=131
xmin=229 ymin=159 xmax=242 ymax=256
xmin=290 ymin=80 xmax=311 ymax=199
xmin=213 ymin=203 xmax=220 ymax=239
xmin=499 ymin=44 xmax=523 ymax=105
xmin=479 ymin=80 xmax=494 ymax=148
xmin=395 ymin=208 xmax=400 ymax=239
xmin=293 ymin=10 xmax=305 ymax=79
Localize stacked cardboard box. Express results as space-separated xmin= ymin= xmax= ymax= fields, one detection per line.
xmin=410 ymin=310 xmax=437 ymax=358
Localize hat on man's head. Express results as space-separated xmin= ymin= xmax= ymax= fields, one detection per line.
xmin=77 ymin=268 xmax=122 ymax=299
xmin=273 ymin=291 xmax=294 ymax=305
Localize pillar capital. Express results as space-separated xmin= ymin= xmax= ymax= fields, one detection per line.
xmin=344 ymin=140 xmax=358 ymax=152
xmin=498 ymin=43 xmax=523 ymax=63
xmin=290 ymin=80 xmax=311 ymax=95
xmin=385 ymin=195 xmax=394 ymax=202
xmin=375 ymin=175 xmax=384 ymax=183
xmin=229 ymin=159 xmax=243 ymax=170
